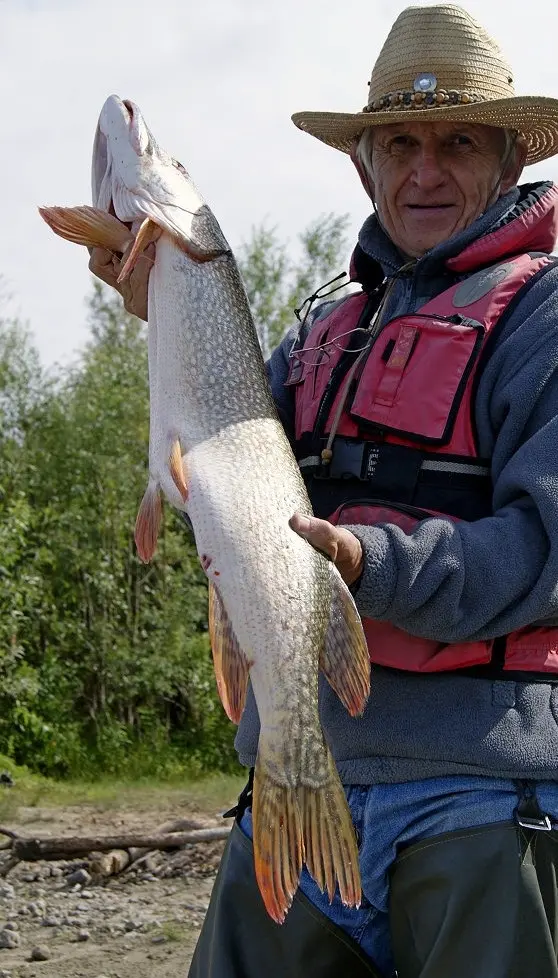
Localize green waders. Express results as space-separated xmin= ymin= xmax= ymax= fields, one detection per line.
xmin=389 ymin=783 xmax=558 ymax=978
xmin=187 ymin=820 xmax=381 ymax=978
xmin=188 ymin=778 xmax=558 ymax=978
xmin=188 ymin=771 xmax=380 ymax=978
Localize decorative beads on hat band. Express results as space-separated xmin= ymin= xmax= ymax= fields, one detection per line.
xmin=363 ymin=89 xmax=486 ymax=113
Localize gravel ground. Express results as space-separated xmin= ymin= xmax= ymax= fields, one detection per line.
xmin=0 ymin=801 xmax=230 ymax=978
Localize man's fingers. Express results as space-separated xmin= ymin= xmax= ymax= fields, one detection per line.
xmin=289 ymin=511 xmax=364 ymax=586
xmin=289 ymin=513 xmax=338 ymax=559
xmin=89 ymin=247 xmax=120 ymax=289
xmin=121 ymin=242 xmax=154 ymax=321
xmin=88 ymin=241 xmax=152 ymax=322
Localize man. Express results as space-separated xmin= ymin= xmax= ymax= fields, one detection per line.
xmin=91 ymin=5 xmax=558 ymax=976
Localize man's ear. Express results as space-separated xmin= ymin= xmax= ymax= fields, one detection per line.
xmin=350 ymin=140 xmax=376 ymax=203
xmin=501 ymin=135 xmax=528 ymax=194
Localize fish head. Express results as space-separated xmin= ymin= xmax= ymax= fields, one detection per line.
xmin=92 ymin=95 xmax=228 ymax=253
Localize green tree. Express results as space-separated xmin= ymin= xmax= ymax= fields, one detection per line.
xmin=0 ymin=316 xmax=54 ymax=763
xmin=19 ymin=284 xmax=234 ymax=776
xmin=238 ymin=212 xmax=351 ymax=359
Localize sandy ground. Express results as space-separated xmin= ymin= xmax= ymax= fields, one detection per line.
xmin=0 ymin=794 xmax=233 ymax=978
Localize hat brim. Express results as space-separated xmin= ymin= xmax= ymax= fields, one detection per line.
xmin=292 ymin=96 xmax=558 ymax=165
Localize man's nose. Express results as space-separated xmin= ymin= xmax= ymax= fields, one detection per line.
xmin=411 ymin=148 xmax=447 ymax=190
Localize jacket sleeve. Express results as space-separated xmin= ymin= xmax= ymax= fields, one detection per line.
xmin=265 ymin=326 xmax=299 ymax=442
xmin=346 ymin=266 xmax=558 ymax=643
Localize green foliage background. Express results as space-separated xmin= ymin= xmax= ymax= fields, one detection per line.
xmin=0 ymin=214 xmax=349 ymax=779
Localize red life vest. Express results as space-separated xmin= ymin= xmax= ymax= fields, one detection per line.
xmin=287 ymin=251 xmax=558 ymax=677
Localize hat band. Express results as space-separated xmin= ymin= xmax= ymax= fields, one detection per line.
xmin=363 ymin=89 xmax=486 ymax=113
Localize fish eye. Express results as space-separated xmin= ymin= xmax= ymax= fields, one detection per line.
xmin=172 ymin=158 xmax=188 ymax=175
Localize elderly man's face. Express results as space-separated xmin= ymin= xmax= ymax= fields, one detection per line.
xmin=368 ymin=121 xmax=526 ymax=257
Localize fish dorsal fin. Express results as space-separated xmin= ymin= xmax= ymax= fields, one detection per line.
xmin=319 ymin=565 xmax=370 ymax=717
xmin=208 ymin=582 xmax=250 ymax=724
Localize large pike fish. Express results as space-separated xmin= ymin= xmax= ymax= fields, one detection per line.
xmin=39 ymin=95 xmax=370 ymax=923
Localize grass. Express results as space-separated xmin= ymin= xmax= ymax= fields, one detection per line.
xmin=0 ymin=754 xmax=245 ymax=825
xmin=160 ymin=921 xmax=187 ymax=942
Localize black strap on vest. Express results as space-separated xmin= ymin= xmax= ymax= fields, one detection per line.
xmin=297 ymin=436 xmax=492 ymax=505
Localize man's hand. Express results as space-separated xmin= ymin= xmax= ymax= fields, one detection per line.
xmin=289 ymin=513 xmax=363 ymax=587
xmin=88 ymin=242 xmax=155 ymax=321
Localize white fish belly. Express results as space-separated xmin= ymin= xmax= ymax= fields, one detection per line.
xmin=185 ymin=419 xmax=327 ymax=750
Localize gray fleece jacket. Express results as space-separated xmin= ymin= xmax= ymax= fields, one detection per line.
xmin=235 ymin=180 xmax=558 ymax=783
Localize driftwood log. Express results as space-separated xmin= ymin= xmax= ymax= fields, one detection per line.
xmin=0 ymin=821 xmax=231 ymax=878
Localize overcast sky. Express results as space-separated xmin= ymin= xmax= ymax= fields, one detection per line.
xmin=2 ymin=0 xmax=558 ymax=369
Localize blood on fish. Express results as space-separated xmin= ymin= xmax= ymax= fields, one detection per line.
xmin=200 ymin=553 xmax=212 ymax=571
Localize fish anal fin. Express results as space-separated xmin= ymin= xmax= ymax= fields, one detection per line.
xmin=252 ymin=759 xmax=303 ymax=924
xmin=169 ymin=440 xmax=188 ymax=502
xmin=134 ymin=482 xmax=162 ymax=563
xmin=39 ymin=205 xmax=133 ymax=253
xmin=319 ymin=565 xmax=370 ymax=717
xmin=208 ymin=582 xmax=249 ymax=724
xmin=117 ymin=218 xmax=162 ymax=283
xmin=252 ymin=750 xmax=362 ymax=924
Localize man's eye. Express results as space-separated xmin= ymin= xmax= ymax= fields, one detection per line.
xmin=451 ymin=134 xmax=473 ymax=147
xmin=389 ymin=135 xmax=412 ymax=149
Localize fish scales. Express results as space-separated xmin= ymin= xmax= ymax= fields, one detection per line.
xmin=152 ymin=241 xmax=333 ymax=788
xmin=38 ymin=94 xmax=371 ymax=924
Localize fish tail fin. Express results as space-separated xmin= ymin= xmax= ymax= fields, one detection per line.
xmin=252 ymin=750 xmax=361 ymax=924
xmin=300 ymin=751 xmax=362 ymax=909
xmin=134 ymin=481 xmax=162 ymax=563
xmin=117 ymin=218 xmax=161 ymax=284
xmin=320 ymin=564 xmax=370 ymax=717
xmin=38 ymin=205 xmax=133 ymax=253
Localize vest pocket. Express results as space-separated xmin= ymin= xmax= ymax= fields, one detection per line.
xmin=349 ymin=315 xmax=484 ymax=445
xmin=330 ymin=498 xmax=494 ymax=672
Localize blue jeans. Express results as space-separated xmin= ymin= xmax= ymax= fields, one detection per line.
xmin=240 ymin=777 xmax=558 ymax=977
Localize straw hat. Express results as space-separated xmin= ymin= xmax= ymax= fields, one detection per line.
xmin=292 ymin=4 xmax=558 ymax=165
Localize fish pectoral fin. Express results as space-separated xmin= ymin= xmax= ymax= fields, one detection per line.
xmin=319 ymin=565 xmax=370 ymax=717
xmin=169 ymin=440 xmax=188 ymax=502
xmin=117 ymin=218 xmax=162 ymax=283
xmin=134 ymin=481 xmax=162 ymax=563
xmin=208 ymin=582 xmax=250 ymax=724
xmin=252 ymin=750 xmax=362 ymax=924
xmin=38 ymin=205 xmax=133 ymax=253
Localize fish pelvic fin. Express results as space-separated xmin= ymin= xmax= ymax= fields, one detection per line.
xmin=208 ymin=582 xmax=249 ymax=724
xmin=252 ymin=750 xmax=362 ymax=924
xmin=38 ymin=205 xmax=133 ymax=253
xmin=319 ymin=565 xmax=370 ymax=717
xmin=117 ymin=218 xmax=162 ymax=284
xmin=169 ymin=440 xmax=188 ymax=502
xmin=134 ymin=481 xmax=162 ymax=563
